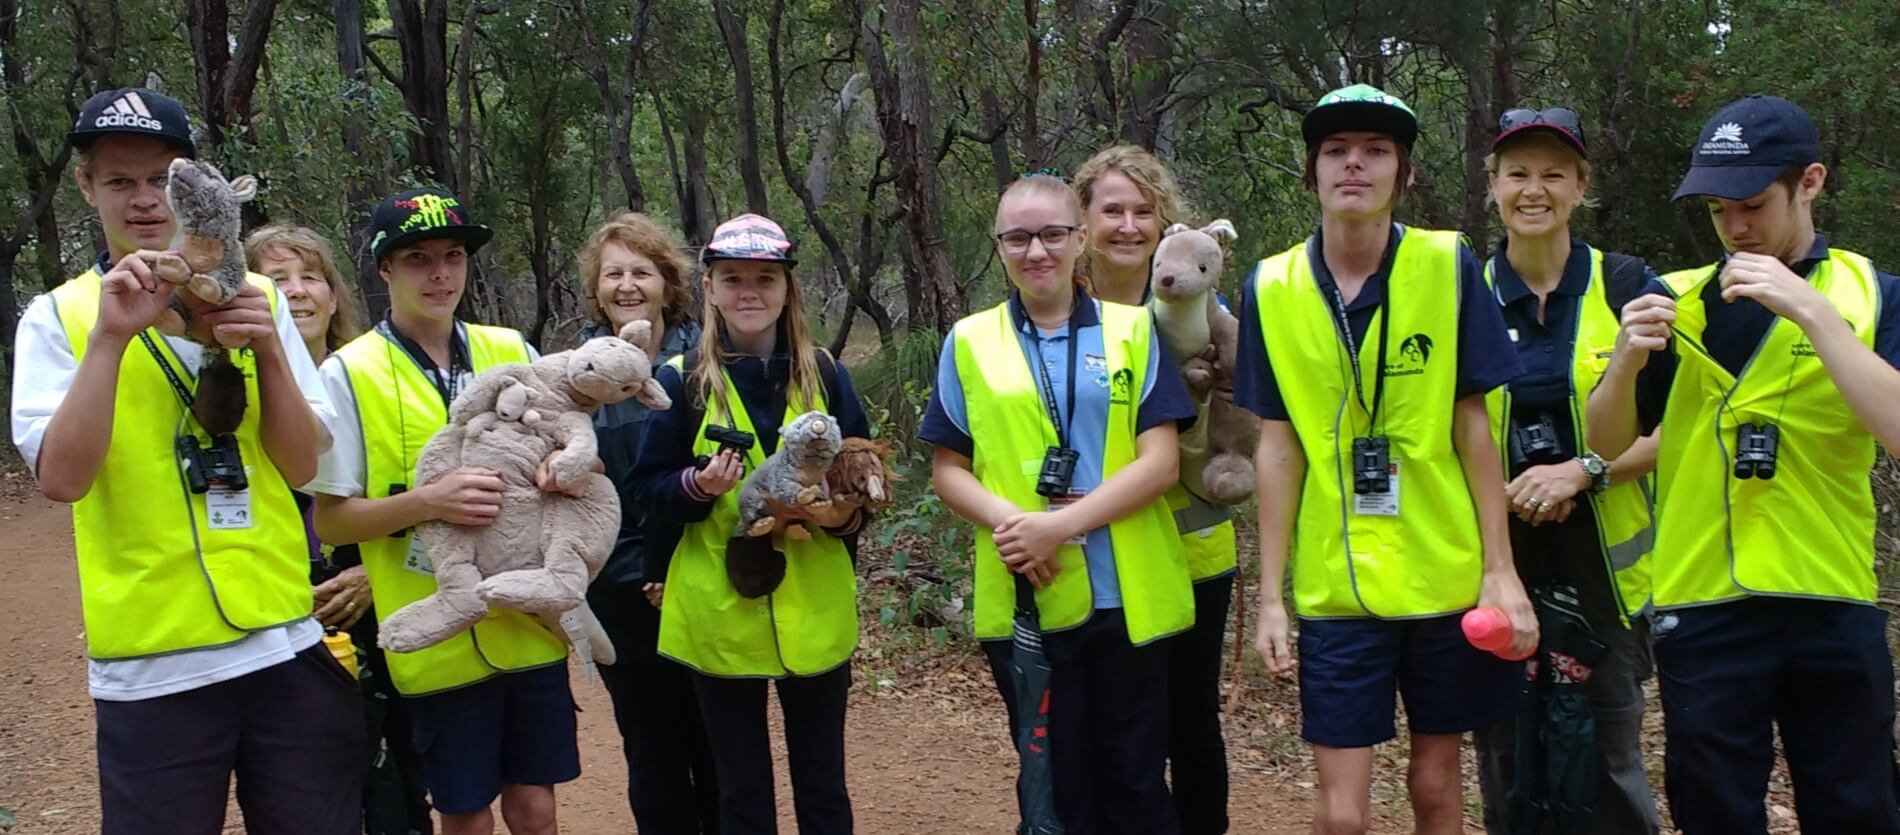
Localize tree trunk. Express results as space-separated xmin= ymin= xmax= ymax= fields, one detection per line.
xmin=183 ymin=0 xmax=280 ymax=228
xmin=386 ymin=0 xmax=456 ymax=189
xmin=567 ymin=0 xmax=654 ymax=212
xmin=713 ymin=0 xmax=771 ymax=215
xmin=336 ymin=0 xmax=387 ymax=317
xmin=1121 ymin=3 xmax=1174 ymax=149
xmin=650 ymin=85 xmax=702 ymax=245
xmin=183 ymin=0 xmax=233 ymax=148
xmin=1019 ymin=0 xmax=1043 ymax=166
xmin=0 ymin=0 xmax=70 ymax=290
xmin=682 ymin=108 xmax=717 ymax=243
xmin=858 ymin=0 xmax=962 ymax=333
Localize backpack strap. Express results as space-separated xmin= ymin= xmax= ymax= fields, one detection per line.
xmin=1600 ymin=251 xmax=1650 ymax=316
xmin=676 ymin=346 xmax=847 ymax=426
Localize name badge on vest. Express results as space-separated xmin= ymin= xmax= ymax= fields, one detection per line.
xmin=206 ymin=486 xmax=253 ymax=530
xmin=403 ymin=535 xmax=436 ymax=576
xmin=1352 ymin=460 xmax=1400 ymax=517
xmin=1045 ymin=490 xmax=1089 ymax=545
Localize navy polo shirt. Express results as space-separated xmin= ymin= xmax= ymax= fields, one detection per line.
xmin=1490 ymin=239 xmax=1656 ymax=454
xmin=1634 ymin=236 xmax=1900 ymax=432
xmin=1234 ymin=224 xmax=1523 ymax=422
xmin=919 ymin=288 xmax=1198 ymax=608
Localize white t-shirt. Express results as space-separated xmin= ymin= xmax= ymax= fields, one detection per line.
xmin=310 ymin=322 xmax=536 ymax=499
xmin=10 ymin=278 xmax=338 ymax=701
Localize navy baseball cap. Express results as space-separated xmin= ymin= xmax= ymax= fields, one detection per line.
xmin=367 ymin=188 xmax=493 ymax=263
xmin=69 ymin=88 xmax=196 ymax=157
xmin=1673 ymin=95 xmax=1821 ymax=201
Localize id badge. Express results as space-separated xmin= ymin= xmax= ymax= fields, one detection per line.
xmin=206 ymin=487 xmax=253 ymax=530
xmin=1044 ymin=491 xmax=1089 ymax=545
xmin=1351 ymin=460 xmax=1400 ymax=517
xmin=402 ymin=534 xmax=436 ymax=576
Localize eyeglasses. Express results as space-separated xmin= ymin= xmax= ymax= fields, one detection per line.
xmin=995 ymin=225 xmax=1076 ymax=255
xmin=1498 ymin=107 xmax=1586 ymax=148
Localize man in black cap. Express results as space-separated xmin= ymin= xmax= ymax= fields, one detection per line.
xmin=1588 ymin=94 xmax=1900 ymax=834
xmin=312 ymin=188 xmax=581 ymax=835
xmin=9 ymin=87 xmax=364 ymax=833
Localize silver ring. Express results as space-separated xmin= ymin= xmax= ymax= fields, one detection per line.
xmin=344 ymin=601 xmax=356 ymax=611
xmin=1533 ymin=499 xmax=1548 ymax=510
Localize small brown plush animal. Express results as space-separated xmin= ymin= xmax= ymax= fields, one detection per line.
xmin=145 ymin=158 xmax=259 ymax=436
xmin=826 ymin=437 xmax=896 ymax=512
xmin=1150 ymin=219 xmax=1258 ymax=505
xmin=378 ymin=321 xmax=671 ymax=664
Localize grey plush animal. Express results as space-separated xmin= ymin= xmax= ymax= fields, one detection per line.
xmin=1150 ymin=219 xmax=1259 ymax=505
xmin=726 ymin=410 xmax=843 ymax=598
xmin=145 ymin=158 xmax=258 ymax=437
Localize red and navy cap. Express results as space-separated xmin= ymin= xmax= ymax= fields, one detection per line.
xmin=69 ymin=88 xmax=196 ymax=157
xmin=702 ymin=213 xmax=797 ymax=267
xmin=1673 ymin=95 xmax=1821 ymax=201
xmin=1493 ymin=107 xmax=1587 ymax=157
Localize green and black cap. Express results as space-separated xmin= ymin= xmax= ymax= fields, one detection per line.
xmin=1301 ymin=84 xmax=1419 ymax=152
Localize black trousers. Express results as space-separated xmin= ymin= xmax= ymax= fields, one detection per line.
xmin=986 ymin=608 xmax=1178 ymax=835
xmin=692 ymin=664 xmax=853 ymax=835
xmin=1655 ymin=598 xmax=1900 ymax=835
xmin=1168 ymin=575 xmax=1232 ymax=835
xmin=351 ymin=615 xmax=433 ymax=835
xmin=591 ymin=581 xmax=721 ymax=834
xmin=95 ymin=643 xmax=367 ymax=835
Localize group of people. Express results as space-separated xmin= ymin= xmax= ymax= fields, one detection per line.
xmin=8 ymin=77 xmax=1898 ymax=835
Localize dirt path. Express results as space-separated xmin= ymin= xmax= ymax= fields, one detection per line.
xmin=0 ymin=484 xmax=1449 ymax=833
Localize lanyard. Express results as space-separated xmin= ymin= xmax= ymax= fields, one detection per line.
xmin=379 ymin=319 xmax=470 ymax=410
xmin=1023 ymin=320 xmax=1080 ymax=449
xmin=1325 ymin=272 xmax=1392 ymax=432
xmin=139 ymin=331 xmax=198 ymax=410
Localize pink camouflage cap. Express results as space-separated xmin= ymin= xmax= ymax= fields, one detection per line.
xmin=702 ymin=213 xmax=798 ymax=267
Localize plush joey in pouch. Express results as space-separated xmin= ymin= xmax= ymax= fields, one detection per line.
xmin=725 ymin=410 xmax=843 ymax=598
xmin=1148 ymin=220 xmax=1259 ymax=504
xmin=378 ymin=320 xmax=671 ymax=665
xmin=144 ymin=158 xmax=259 ymax=436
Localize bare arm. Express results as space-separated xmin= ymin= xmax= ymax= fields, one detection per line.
xmin=1454 ymin=393 xmax=1538 ymax=654
xmin=314 ymin=491 xmax=440 ymax=545
xmin=1049 ymin=423 xmax=1179 ymax=538
xmin=1803 ymin=305 xmax=1900 ymax=455
xmin=1590 ymin=294 xmax=1676 ymax=458
xmin=35 ymin=331 xmax=130 ymax=502
xmin=253 ymin=339 xmax=320 ymax=487
xmin=1606 ymin=431 xmax=1659 ymax=486
xmin=1253 ymin=419 xmax=1303 ymax=607
xmin=930 ymin=446 xmax=1021 ymax=530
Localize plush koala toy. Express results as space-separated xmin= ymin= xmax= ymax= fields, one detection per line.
xmin=142 ymin=158 xmax=258 ymax=436
xmin=724 ymin=410 xmax=843 ymax=598
xmin=378 ymin=320 xmax=671 ymax=665
xmin=1149 ymin=219 xmax=1259 ymax=505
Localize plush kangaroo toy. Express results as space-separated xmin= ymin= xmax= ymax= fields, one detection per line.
xmin=145 ymin=158 xmax=258 ymax=436
xmin=1149 ymin=219 xmax=1258 ymax=505
xmin=378 ymin=321 xmax=671 ymax=665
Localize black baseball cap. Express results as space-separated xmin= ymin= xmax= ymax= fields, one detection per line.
xmin=367 ymin=188 xmax=494 ymax=263
xmin=1673 ymin=95 xmax=1821 ymax=201
xmin=1302 ymin=84 xmax=1420 ymax=152
xmin=1493 ymin=107 xmax=1587 ymax=157
xmin=69 ymin=87 xmax=196 ymax=157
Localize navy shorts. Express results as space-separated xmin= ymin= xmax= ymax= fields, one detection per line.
xmin=1298 ymin=614 xmax=1520 ymax=748
xmin=406 ymin=663 xmax=581 ymax=815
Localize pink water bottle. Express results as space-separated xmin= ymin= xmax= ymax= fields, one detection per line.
xmin=1463 ymin=607 xmax=1533 ymax=661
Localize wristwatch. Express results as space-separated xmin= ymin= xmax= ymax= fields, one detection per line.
xmin=1577 ymin=454 xmax=1610 ymax=495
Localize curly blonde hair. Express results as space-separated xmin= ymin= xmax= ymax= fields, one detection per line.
xmin=578 ymin=212 xmax=695 ymax=328
xmin=1073 ymin=145 xmax=1189 ymax=229
xmin=243 ymin=225 xmax=366 ymax=353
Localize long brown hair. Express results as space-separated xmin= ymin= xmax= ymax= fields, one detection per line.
xmin=243 ymin=224 xmax=366 ymax=353
xmin=688 ymin=259 xmax=827 ymax=420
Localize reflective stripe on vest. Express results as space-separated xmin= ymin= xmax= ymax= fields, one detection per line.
xmin=1254 ymin=229 xmax=1484 ymax=619
xmin=1482 ymin=247 xmax=1656 ymax=621
xmin=333 ymin=324 xmax=568 ymax=695
xmin=953 ymin=300 xmax=1193 ymax=644
xmin=1652 ymin=250 xmax=1881 ymax=608
xmin=51 ymin=269 xmax=311 ymax=659
xmin=1167 ymin=484 xmax=1237 ymax=582
xmin=655 ymin=357 xmax=859 ymax=678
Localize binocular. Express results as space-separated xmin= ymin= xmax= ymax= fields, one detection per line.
xmin=1352 ymin=436 xmax=1390 ymax=495
xmin=1035 ymin=447 xmax=1080 ymax=499
xmin=1734 ymin=422 xmax=1780 ymax=480
xmin=178 ymin=434 xmax=247 ymax=494
xmin=1508 ymin=413 xmax=1568 ymax=475
xmin=695 ymin=425 xmax=756 ymax=470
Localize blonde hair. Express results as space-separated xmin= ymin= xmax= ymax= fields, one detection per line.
xmin=1484 ymin=132 xmax=1599 ymax=209
xmin=689 ymin=257 xmax=826 ymax=419
xmin=995 ymin=174 xmax=1092 ymax=292
xmin=577 ymin=212 xmax=695 ymax=328
xmin=1073 ymin=145 xmax=1187 ymax=228
xmin=243 ymin=224 xmax=366 ymax=352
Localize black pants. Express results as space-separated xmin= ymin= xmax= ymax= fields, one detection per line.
xmin=591 ymin=581 xmax=721 ymax=834
xmin=95 ymin=643 xmax=367 ymax=835
xmin=351 ymin=614 xmax=433 ymax=835
xmin=1655 ymin=598 xmax=1900 ymax=835
xmin=693 ymin=665 xmax=852 ymax=835
xmin=986 ymin=609 xmax=1177 ymax=835
xmin=1168 ymin=575 xmax=1232 ymax=835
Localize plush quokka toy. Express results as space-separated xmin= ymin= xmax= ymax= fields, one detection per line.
xmin=145 ymin=158 xmax=258 ymax=436
xmin=1149 ymin=219 xmax=1259 ymax=505
xmin=725 ymin=410 xmax=843 ymax=598
xmin=378 ymin=321 xmax=672 ymax=665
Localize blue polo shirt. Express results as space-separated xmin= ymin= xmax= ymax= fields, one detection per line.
xmin=1634 ymin=236 xmax=1900 ymax=432
xmin=1234 ymin=224 xmax=1523 ymax=422
xmin=1490 ymin=238 xmax=1656 ymax=455
xmin=920 ymin=289 xmax=1198 ymax=609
